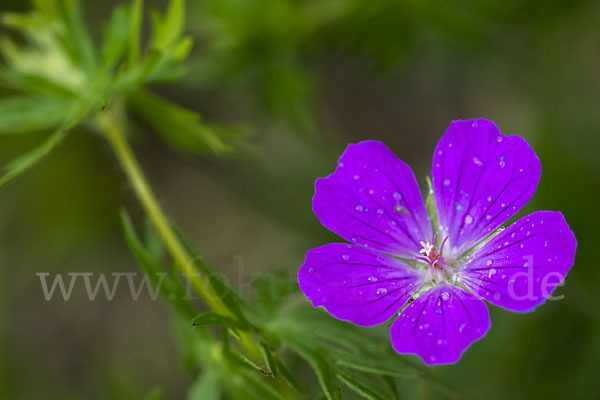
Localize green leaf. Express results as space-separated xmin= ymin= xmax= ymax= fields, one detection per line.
xmin=0 ymin=129 xmax=65 ymax=187
xmin=120 ymin=210 xmax=163 ymax=277
xmin=290 ymin=346 xmax=340 ymax=400
xmin=57 ymin=0 xmax=97 ymax=73
xmin=226 ymin=368 xmax=283 ymax=400
xmin=276 ymin=359 xmax=309 ymax=398
xmin=126 ymin=90 xmax=232 ymax=154
xmin=0 ymin=95 xmax=69 ymax=134
xmin=101 ymin=3 xmax=130 ymax=70
xmin=127 ymin=0 xmax=144 ymax=67
xmin=191 ymin=312 xmax=250 ymax=330
xmin=150 ymin=0 xmax=185 ymax=50
xmin=334 ymin=351 xmax=421 ymax=379
xmin=336 ymin=369 xmax=395 ymax=400
xmin=259 ymin=341 xmax=278 ymax=377
xmin=120 ymin=210 xmax=197 ymax=319
xmin=228 ymin=351 xmax=272 ymax=377
xmin=188 ymin=370 xmax=221 ymax=400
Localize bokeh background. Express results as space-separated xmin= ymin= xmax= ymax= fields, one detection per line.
xmin=1 ymin=0 xmax=599 ymax=399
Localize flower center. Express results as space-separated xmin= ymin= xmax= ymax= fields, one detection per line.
xmin=417 ymin=232 xmax=448 ymax=270
xmin=414 ymin=232 xmax=454 ymax=284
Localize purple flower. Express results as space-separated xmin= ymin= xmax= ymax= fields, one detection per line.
xmin=298 ymin=119 xmax=577 ymax=365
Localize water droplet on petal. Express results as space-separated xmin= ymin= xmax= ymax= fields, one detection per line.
xmin=443 ymin=179 xmax=451 ymax=186
xmin=473 ymin=156 xmax=483 ymax=166
xmin=355 ymin=205 xmax=364 ymax=212
xmin=393 ymin=192 xmax=402 ymax=200
xmin=497 ymin=136 xmax=503 ymax=143
xmin=487 ymin=195 xmax=493 ymax=202
xmin=377 ymin=208 xmax=384 ymax=215
xmin=459 ymin=322 xmax=467 ymax=333
xmin=308 ymin=267 xmax=314 ymax=273
xmin=488 ymin=268 xmax=497 ymax=278
xmin=464 ymin=215 xmax=473 ymax=224
xmin=486 ymin=259 xmax=493 ymax=266
xmin=437 ymin=339 xmax=448 ymax=347
xmin=544 ymin=241 xmax=549 ymax=247
xmin=441 ymin=292 xmax=450 ymax=301
xmin=519 ymin=243 xmax=524 ymax=249
xmin=342 ymin=254 xmax=349 ymax=261
xmin=367 ymin=276 xmax=377 ymax=282
xmin=353 ymin=174 xmax=360 ymax=180
xmin=376 ymin=287 xmax=387 ymax=295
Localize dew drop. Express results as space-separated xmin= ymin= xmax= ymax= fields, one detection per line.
xmin=368 ymin=189 xmax=374 ymax=195
xmin=342 ymin=254 xmax=349 ymax=261
xmin=473 ymin=156 xmax=483 ymax=166
xmin=544 ymin=241 xmax=549 ymax=247
xmin=487 ymin=195 xmax=492 ymax=202
xmin=393 ymin=192 xmax=402 ymax=200
xmin=497 ymin=136 xmax=503 ymax=143
xmin=485 ymin=215 xmax=492 ymax=221
xmin=486 ymin=259 xmax=493 ymax=266
xmin=367 ymin=276 xmax=377 ymax=282
xmin=501 ymin=202 xmax=506 ymax=208
xmin=443 ymin=179 xmax=451 ymax=186
xmin=419 ymin=323 xmax=430 ymax=330
xmin=355 ymin=205 xmax=364 ymax=212
xmin=376 ymin=287 xmax=387 ymax=295
xmin=519 ymin=243 xmax=524 ymax=249
xmin=377 ymin=208 xmax=384 ymax=215
xmin=499 ymin=159 xmax=506 ymax=168
xmin=459 ymin=322 xmax=466 ymax=333
xmin=437 ymin=339 xmax=448 ymax=347
xmin=464 ymin=215 xmax=473 ymax=224
xmin=353 ymin=174 xmax=360 ymax=180
xmin=488 ymin=268 xmax=497 ymax=278
xmin=441 ymin=292 xmax=450 ymax=301
xmin=308 ymin=267 xmax=314 ymax=273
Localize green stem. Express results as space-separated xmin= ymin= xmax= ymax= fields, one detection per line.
xmin=97 ymin=112 xmax=302 ymax=399
xmin=97 ymin=112 xmax=224 ymax=312
xmin=96 ymin=112 xmax=264 ymax=360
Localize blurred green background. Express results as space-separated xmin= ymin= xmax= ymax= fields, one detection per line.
xmin=0 ymin=0 xmax=599 ymax=399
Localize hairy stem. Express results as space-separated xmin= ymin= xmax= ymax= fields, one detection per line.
xmin=96 ymin=112 xmax=263 ymax=360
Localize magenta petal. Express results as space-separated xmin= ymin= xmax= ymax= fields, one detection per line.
xmin=390 ymin=284 xmax=490 ymax=365
xmin=298 ymin=243 xmax=424 ymax=326
xmin=459 ymin=211 xmax=576 ymax=312
xmin=432 ymin=119 xmax=541 ymax=258
xmin=313 ymin=141 xmax=432 ymax=258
